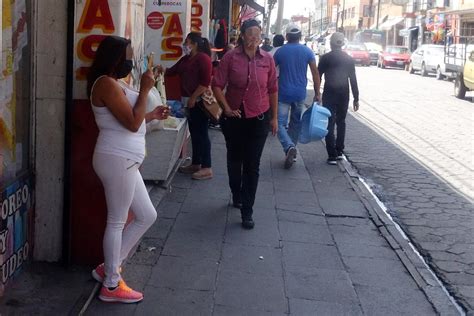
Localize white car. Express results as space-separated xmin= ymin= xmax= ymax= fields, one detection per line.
xmin=409 ymin=44 xmax=445 ymax=77
xmin=432 ymin=49 xmax=455 ymax=80
xmin=365 ymin=42 xmax=383 ymax=65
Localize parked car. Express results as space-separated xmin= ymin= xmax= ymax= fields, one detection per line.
xmin=365 ymin=42 xmax=383 ymax=65
xmin=344 ymin=43 xmax=371 ymax=66
xmin=408 ymin=44 xmax=445 ymax=76
xmin=378 ymin=46 xmax=410 ymax=69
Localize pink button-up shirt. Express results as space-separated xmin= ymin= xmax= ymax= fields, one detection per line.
xmin=212 ymin=46 xmax=278 ymax=118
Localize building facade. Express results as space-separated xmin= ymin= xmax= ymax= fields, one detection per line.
xmin=0 ymin=0 xmax=242 ymax=297
xmin=1 ymin=0 xmax=67 ymax=296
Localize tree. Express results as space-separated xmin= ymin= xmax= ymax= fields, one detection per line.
xmin=271 ymin=18 xmax=289 ymax=35
xmin=264 ymin=0 xmax=278 ymax=37
xmin=275 ymin=0 xmax=285 ymax=35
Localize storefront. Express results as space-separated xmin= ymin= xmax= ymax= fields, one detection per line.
xmin=0 ymin=0 xmax=244 ymax=297
xmin=445 ymin=9 xmax=474 ymax=37
xmin=0 ymin=0 xmax=34 ymax=296
xmin=68 ymin=0 xmax=220 ymax=265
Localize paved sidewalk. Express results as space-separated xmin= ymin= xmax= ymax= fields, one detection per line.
xmin=84 ymin=130 xmax=438 ymax=315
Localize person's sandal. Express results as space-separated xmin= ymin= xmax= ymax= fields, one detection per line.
xmin=178 ymin=164 xmax=201 ymax=174
xmin=192 ymin=168 xmax=213 ymax=180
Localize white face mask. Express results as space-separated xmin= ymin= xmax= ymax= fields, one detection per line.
xmin=182 ymin=44 xmax=191 ymax=55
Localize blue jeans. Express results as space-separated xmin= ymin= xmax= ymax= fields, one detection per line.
xmin=277 ymin=101 xmax=304 ymax=152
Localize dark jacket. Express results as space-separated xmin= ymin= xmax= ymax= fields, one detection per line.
xmin=318 ymin=49 xmax=359 ymax=105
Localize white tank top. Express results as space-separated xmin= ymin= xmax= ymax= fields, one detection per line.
xmin=91 ymin=76 xmax=146 ymax=163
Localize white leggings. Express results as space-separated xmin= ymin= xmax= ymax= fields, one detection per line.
xmin=93 ymin=153 xmax=157 ymax=287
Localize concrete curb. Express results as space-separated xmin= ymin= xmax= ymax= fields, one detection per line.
xmin=338 ymin=158 xmax=464 ymax=316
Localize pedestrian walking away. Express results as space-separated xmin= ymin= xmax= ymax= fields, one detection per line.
xmin=212 ymin=19 xmax=278 ymax=230
xmin=155 ymin=32 xmax=214 ymax=180
xmin=87 ymin=36 xmax=169 ymax=303
xmin=261 ymin=37 xmax=273 ymax=52
xmin=269 ymin=34 xmax=284 ymax=57
xmin=273 ymin=24 xmax=321 ymax=169
xmin=318 ymin=32 xmax=360 ymax=165
xmin=269 ymin=34 xmax=284 ymax=78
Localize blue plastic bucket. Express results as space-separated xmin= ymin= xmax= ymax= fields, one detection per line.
xmin=299 ymin=103 xmax=331 ymax=144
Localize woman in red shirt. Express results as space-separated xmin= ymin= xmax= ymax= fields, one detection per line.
xmin=212 ymin=19 xmax=278 ymax=229
xmin=156 ymin=32 xmax=213 ymax=180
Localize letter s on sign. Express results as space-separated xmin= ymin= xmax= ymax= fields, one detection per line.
xmin=161 ymin=37 xmax=183 ymax=60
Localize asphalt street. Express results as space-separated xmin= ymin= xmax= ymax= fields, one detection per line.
xmin=339 ymin=65 xmax=473 ymax=312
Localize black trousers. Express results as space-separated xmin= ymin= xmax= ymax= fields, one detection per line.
xmin=324 ymin=102 xmax=349 ymax=158
xmin=220 ymin=112 xmax=270 ymax=219
xmin=188 ymin=103 xmax=211 ymax=168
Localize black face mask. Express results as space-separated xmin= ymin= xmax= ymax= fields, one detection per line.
xmin=116 ymin=60 xmax=133 ymax=79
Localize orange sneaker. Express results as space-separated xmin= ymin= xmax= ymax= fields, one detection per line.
xmin=98 ymin=280 xmax=143 ymax=303
xmin=92 ymin=263 xmax=105 ymax=282
xmin=92 ymin=263 xmax=122 ymax=283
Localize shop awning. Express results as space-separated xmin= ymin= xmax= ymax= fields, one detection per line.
xmin=442 ymin=8 xmax=474 ymax=16
xmin=399 ymin=26 xmax=419 ymax=37
xmin=238 ymin=0 xmax=265 ymax=14
xmin=370 ymin=15 xmax=387 ymax=29
xmin=379 ymin=17 xmax=405 ymax=31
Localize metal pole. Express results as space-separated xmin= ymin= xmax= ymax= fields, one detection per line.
xmin=341 ymin=0 xmax=345 ymax=30
xmin=263 ymin=0 xmax=269 ymax=36
xmin=308 ymin=12 xmax=312 ymax=36
xmin=320 ymin=0 xmax=323 ymax=34
xmin=368 ymin=0 xmax=373 ymax=28
xmin=376 ymin=0 xmax=381 ymax=29
xmin=275 ymin=0 xmax=284 ymax=34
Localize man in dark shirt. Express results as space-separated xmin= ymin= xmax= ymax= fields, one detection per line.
xmin=261 ymin=37 xmax=273 ymax=52
xmin=318 ymin=32 xmax=360 ymax=165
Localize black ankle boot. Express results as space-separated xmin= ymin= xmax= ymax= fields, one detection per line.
xmin=241 ymin=217 xmax=255 ymax=229
xmin=232 ymin=194 xmax=242 ymax=209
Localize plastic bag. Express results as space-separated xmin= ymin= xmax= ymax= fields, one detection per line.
xmin=146 ymin=87 xmax=165 ymax=132
xmin=167 ymin=100 xmax=185 ymax=118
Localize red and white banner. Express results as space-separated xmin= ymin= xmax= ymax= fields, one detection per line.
xmin=144 ymin=0 xmax=191 ymax=68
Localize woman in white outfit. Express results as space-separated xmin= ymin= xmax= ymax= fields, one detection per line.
xmin=86 ymin=36 xmax=169 ymax=303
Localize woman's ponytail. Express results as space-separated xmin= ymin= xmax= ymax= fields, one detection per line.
xmin=186 ymin=32 xmax=211 ymax=57
xmin=199 ymin=37 xmax=212 ymax=57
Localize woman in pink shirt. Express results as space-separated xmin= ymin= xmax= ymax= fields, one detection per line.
xmin=212 ymin=19 xmax=278 ymax=229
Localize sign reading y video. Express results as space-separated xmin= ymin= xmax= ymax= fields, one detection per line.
xmin=0 ymin=174 xmax=33 ymax=296
xmin=145 ymin=1 xmax=191 ymax=68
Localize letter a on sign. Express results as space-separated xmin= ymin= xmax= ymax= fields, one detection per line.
xmin=77 ymin=0 xmax=115 ymax=34
xmin=163 ymin=14 xmax=183 ymax=37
